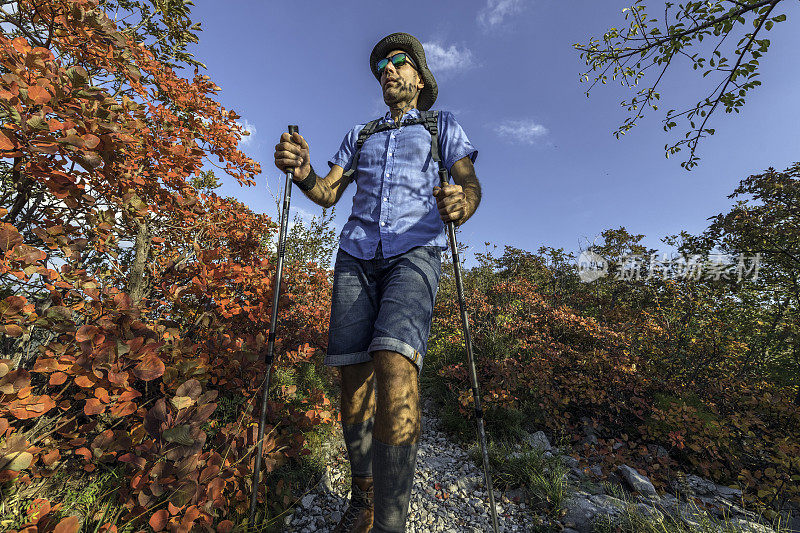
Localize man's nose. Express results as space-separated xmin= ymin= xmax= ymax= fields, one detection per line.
xmin=383 ymin=61 xmax=397 ymax=78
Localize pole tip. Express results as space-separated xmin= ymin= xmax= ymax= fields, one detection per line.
xmin=288 ymin=125 xmax=299 ymax=135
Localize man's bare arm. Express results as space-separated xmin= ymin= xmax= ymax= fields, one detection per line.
xmin=274 ymin=132 xmax=352 ymax=208
xmin=448 ymin=156 xmax=482 ymax=226
xmin=301 ymin=164 xmax=352 ymax=208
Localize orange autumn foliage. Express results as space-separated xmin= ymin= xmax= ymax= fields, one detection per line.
xmin=432 ymin=244 xmax=800 ymax=518
xmin=0 ymin=1 xmax=333 ymax=531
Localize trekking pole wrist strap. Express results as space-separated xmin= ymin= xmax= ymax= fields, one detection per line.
xmin=295 ymin=166 xmax=317 ymax=191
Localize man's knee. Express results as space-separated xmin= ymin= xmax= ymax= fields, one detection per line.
xmin=340 ymin=360 xmax=375 ymax=425
xmin=372 ymin=350 xmax=420 ymax=445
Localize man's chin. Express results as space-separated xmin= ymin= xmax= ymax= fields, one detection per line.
xmin=383 ymin=88 xmax=408 ymax=102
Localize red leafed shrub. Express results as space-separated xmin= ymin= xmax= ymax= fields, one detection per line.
xmin=431 ymin=244 xmax=800 ymax=518
xmin=0 ymin=1 xmax=333 ymax=531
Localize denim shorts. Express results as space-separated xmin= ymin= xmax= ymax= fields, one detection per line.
xmin=324 ymin=241 xmax=442 ymax=373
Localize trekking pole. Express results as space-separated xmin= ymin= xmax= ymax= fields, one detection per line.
xmin=248 ymin=124 xmax=299 ymax=527
xmin=436 ymin=166 xmax=500 ymax=533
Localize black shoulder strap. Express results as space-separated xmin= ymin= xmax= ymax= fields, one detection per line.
xmin=342 ymin=110 xmax=446 ymax=181
xmin=343 ymin=118 xmax=382 ymax=180
xmin=419 ymin=110 xmax=444 ymax=171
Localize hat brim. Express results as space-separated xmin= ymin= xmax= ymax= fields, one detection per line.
xmin=370 ymin=33 xmax=437 ymax=111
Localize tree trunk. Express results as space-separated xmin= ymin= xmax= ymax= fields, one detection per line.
xmin=6 ymin=157 xmax=30 ymax=223
xmin=794 ymin=341 xmax=800 ymax=407
xmin=128 ymin=218 xmax=151 ymax=305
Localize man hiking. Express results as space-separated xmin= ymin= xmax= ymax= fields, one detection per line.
xmin=273 ymin=32 xmax=482 ymax=533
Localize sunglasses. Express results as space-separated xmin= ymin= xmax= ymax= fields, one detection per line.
xmin=377 ymin=52 xmax=417 ymax=75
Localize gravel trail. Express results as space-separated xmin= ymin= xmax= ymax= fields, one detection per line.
xmin=282 ymin=400 xmax=537 ymax=532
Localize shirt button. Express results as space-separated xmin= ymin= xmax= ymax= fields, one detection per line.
xmin=380 ymin=222 xmax=386 ymax=226
xmin=388 ymin=152 xmax=393 ymax=156
xmin=385 ymin=173 xmax=390 ymax=177
xmin=383 ymin=197 xmax=388 ymax=201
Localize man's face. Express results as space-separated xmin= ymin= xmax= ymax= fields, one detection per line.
xmin=380 ymin=49 xmax=424 ymax=107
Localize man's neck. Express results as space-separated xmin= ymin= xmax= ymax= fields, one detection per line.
xmin=388 ymin=102 xmax=417 ymax=125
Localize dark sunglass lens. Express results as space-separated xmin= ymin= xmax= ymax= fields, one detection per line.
xmin=392 ymin=53 xmax=408 ymax=67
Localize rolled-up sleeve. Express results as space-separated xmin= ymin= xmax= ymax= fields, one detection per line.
xmin=328 ymin=124 xmax=363 ymax=170
xmin=438 ymin=111 xmax=478 ymax=172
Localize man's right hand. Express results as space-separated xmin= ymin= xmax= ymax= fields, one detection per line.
xmin=274 ymin=131 xmax=311 ymax=181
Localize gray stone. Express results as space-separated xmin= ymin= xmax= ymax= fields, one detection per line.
xmin=589 ymin=493 xmax=625 ymax=510
xmin=671 ymin=473 xmax=717 ymax=496
xmin=455 ymin=474 xmax=481 ymax=491
xmin=505 ymin=487 xmax=526 ymax=503
xmin=676 ymin=503 xmax=717 ymax=530
xmin=679 ymin=515 xmax=706 ymax=530
xmin=712 ymin=496 xmax=755 ymax=520
xmin=650 ymin=493 xmax=681 ymax=520
xmin=563 ymin=491 xmax=599 ymax=532
xmin=634 ymin=502 xmax=665 ymax=522
xmin=561 ymin=455 xmax=579 ymax=468
xmin=563 ymin=492 xmax=629 ymax=532
xmin=525 ymin=430 xmax=552 ymax=452
xmin=571 ymin=466 xmax=587 ymax=479
xmin=585 ymin=482 xmax=606 ymax=496
xmin=715 ymin=482 xmax=744 ymax=500
xmin=581 ymin=417 xmax=599 ymax=446
xmin=617 ymin=464 xmax=658 ymax=497
xmin=300 ymin=494 xmax=315 ymax=508
xmin=730 ymin=518 xmax=777 ymax=533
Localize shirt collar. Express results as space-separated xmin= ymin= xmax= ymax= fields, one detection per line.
xmin=382 ymin=107 xmax=421 ymax=123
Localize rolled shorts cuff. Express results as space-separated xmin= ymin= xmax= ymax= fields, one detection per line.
xmin=368 ymin=336 xmax=423 ymax=372
xmin=323 ymin=350 xmax=373 ymax=368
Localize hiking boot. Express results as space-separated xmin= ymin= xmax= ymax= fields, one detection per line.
xmin=333 ymin=477 xmax=374 ymax=533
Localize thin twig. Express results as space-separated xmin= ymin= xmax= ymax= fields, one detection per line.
xmin=576 ymin=0 xmax=777 ymax=60
xmin=687 ymin=0 xmax=778 ymax=161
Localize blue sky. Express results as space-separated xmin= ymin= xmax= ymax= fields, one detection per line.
xmin=188 ymin=0 xmax=800 ymax=269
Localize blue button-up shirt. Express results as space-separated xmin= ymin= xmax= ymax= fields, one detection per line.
xmin=328 ymin=109 xmax=478 ymax=260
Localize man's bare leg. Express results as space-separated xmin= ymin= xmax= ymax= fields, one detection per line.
xmin=371 ymin=349 xmax=421 ymax=532
xmin=372 ymin=350 xmax=420 ymax=444
xmin=335 ymin=361 xmax=377 ymax=533
xmin=341 ymin=360 xmax=376 ymax=426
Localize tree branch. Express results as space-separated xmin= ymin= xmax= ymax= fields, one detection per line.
xmin=686 ymin=0 xmax=778 ymax=163
xmin=577 ymin=0 xmax=778 ymax=60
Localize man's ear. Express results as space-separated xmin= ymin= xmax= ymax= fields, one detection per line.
xmin=417 ymin=74 xmax=425 ymax=90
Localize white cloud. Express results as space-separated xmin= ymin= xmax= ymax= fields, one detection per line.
xmin=236 ymin=119 xmax=257 ymax=145
xmin=494 ymin=119 xmax=548 ymax=144
xmin=421 ymin=41 xmax=476 ymax=76
xmin=477 ymin=0 xmax=525 ymax=31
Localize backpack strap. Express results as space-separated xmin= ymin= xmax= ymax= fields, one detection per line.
xmin=342 ymin=118 xmax=382 ymax=181
xmin=420 ymin=110 xmax=449 ymax=184
xmin=342 ymin=111 xmax=446 ymax=183
xmin=419 ymin=110 xmax=441 ymax=165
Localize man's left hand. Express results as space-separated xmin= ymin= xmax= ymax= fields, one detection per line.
xmin=433 ymin=183 xmax=467 ymax=226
